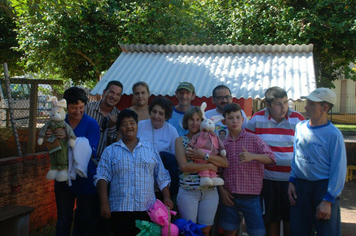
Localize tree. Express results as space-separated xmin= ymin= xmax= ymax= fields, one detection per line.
xmin=11 ymin=0 xmax=209 ymax=84
xmin=0 ymin=0 xmax=24 ymax=76
xmin=8 ymin=0 xmax=356 ymax=87
xmin=205 ymin=0 xmax=356 ymax=87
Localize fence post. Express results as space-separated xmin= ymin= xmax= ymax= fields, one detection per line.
xmin=27 ymin=82 xmax=39 ymax=154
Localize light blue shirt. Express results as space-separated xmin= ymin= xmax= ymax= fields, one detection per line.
xmin=168 ymin=107 xmax=189 ymax=136
xmin=290 ymin=120 xmax=347 ymax=203
xmin=94 ymin=139 xmax=171 ymax=212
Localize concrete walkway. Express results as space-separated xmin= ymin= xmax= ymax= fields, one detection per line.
xmin=341 ymin=181 xmax=356 ymax=236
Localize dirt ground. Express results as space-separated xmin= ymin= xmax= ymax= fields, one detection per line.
xmin=340 ymin=181 xmax=356 ymax=236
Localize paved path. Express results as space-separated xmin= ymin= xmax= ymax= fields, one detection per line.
xmin=340 ymin=181 xmax=356 ymax=236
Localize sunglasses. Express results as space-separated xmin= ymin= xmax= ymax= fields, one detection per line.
xmin=101 ymin=116 xmax=109 ymax=131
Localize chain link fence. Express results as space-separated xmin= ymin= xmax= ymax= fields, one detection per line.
xmin=0 ymin=79 xmax=90 ymax=158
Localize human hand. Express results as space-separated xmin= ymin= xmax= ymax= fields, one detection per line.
xmin=164 ymin=197 xmax=174 ymax=210
xmin=186 ymin=148 xmax=204 ymax=160
xmin=100 ymin=203 xmax=111 ymax=219
xmin=109 ymin=114 xmax=118 ymax=128
xmin=238 ymin=147 xmax=254 ymax=163
xmin=209 ymin=163 xmax=218 ymax=172
xmin=45 ymin=128 xmax=53 ymax=138
xmin=316 ymin=200 xmax=332 ymax=220
xmin=219 ymin=187 xmax=234 ymax=207
xmin=287 ymin=182 xmax=297 ymax=206
xmin=53 ymin=128 xmax=67 ymax=139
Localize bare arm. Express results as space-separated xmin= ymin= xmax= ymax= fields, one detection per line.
xmin=175 ymin=138 xmax=219 ymax=173
xmin=97 ymin=179 xmax=111 ymax=219
xmin=161 ymin=185 xmax=173 ymax=209
xmin=186 ymin=145 xmax=228 ymax=168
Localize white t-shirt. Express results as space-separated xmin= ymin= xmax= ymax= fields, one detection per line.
xmin=137 ymin=119 xmax=179 ymax=154
xmin=205 ymin=108 xmax=248 ymax=138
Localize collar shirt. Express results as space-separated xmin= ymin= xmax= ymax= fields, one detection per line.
xmin=85 ymin=101 xmax=120 ymax=158
xmin=94 ymin=140 xmax=171 ymax=212
xmin=245 ymin=108 xmax=304 ymax=181
xmin=222 ymin=129 xmax=276 ymax=195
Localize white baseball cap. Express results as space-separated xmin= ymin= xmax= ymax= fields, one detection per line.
xmin=301 ymin=87 xmax=336 ymax=105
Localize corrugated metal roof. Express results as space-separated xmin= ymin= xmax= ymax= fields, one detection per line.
xmin=91 ymin=44 xmax=316 ymax=100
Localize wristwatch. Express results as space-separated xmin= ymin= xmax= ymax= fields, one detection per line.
xmin=204 ymin=153 xmax=210 ymax=161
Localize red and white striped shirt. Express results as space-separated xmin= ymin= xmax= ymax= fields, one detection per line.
xmin=245 ymin=108 xmax=305 ymax=181
xmin=222 ymin=129 xmax=276 ymax=195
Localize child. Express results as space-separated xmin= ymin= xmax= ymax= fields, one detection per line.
xmin=218 ymin=103 xmax=276 ymax=236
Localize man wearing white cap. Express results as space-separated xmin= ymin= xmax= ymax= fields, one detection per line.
xmin=287 ymin=88 xmax=347 ymax=236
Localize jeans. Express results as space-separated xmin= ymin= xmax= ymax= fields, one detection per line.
xmin=55 ymin=181 xmax=101 ymax=236
xmin=219 ymin=195 xmax=266 ymax=236
xmin=290 ymin=179 xmax=341 ymax=236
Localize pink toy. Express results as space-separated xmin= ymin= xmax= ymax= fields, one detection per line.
xmin=188 ymin=102 xmax=226 ymax=187
xmin=147 ymin=199 xmax=179 ymax=236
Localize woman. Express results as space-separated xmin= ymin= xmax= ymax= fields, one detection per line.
xmin=137 ymin=96 xmax=178 ymax=154
xmin=129 ymin=81 xmax=150 ymax=121
xmin=175 ymin=106 xmax=228 ymax=236
xmin=137 ymin=96 xmax=179 ymax=196
xmin=54 ymin=87 xmax=100 ymax=236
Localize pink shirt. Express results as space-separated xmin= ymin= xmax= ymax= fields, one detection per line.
xmin=222 ymin=129 xmax=276 ymax=195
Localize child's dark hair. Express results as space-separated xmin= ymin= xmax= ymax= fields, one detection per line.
xmin=148 ymin=97 xmax=173 ymax=120
xmin=116 ymin=109 xmax=138 ymax=130
xmin=222 ymin=103 xmax=241 ymax=118
xmin=264 ymin=86 xmax=288 ymax=104
xmin=63 ymin=87 xmax=88 ymax=105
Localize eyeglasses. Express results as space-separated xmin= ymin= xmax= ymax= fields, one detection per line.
xmin=101 ymin=116 xmax=108 ymax=131
xmin=214 ymin=95 xmax=232 ymax=101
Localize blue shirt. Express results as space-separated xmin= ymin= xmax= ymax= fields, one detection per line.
xmin=65 ymin=114 xmax=100 ymax=195
xmin=289 ymin=120 xmax=347 ymax=203
xmin=168 ymin=106 xmax=189 ymax=136
xmin=94 ymin=140 xmax=171 ymax=212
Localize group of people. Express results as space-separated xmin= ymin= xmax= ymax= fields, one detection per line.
xmin=50 ymin=80 xmax=347 ymax=236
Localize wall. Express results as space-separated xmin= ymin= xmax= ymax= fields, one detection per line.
xmin=0 ymin=152 xmax=56 ymax=230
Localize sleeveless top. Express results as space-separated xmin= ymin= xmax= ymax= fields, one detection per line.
xmin=179 ymin=135 xmax=212 ymax=190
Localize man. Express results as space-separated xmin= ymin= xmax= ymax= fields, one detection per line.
xmin=168 ymin=82 xmax=196 ymax=136
xmin=205 ymin=85 xmax=248 ymax=136
xmin=245 ymin=86 xmax=305 ymax=236
xmin=85 ymin=81 xmax=123 ymax=159
xmin=94 ymin=109 xmax=173 ymax=236
xmin=288 ymin=88 xmax=346 ymax=236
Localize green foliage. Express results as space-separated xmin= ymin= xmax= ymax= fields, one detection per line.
xmin=4 ymin=0 xmax=356 ymax=88
xmin=0 ymin=0 xmax=24 ymax=76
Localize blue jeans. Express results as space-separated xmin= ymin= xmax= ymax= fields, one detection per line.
xmin=55 ymin=181 xmax=101 ymax=236
xmin=219 ymin=195 xmax=266 ymax=236
xmin=290 ymin=179 xmax=341 ymax=236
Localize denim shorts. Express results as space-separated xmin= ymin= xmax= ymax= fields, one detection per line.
xmin=219 ymin=194 xmax=266 ymax=236
xmin=177 ymin=187 xmax=219 ymax=225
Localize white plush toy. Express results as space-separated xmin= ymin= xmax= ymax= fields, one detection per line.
xmin=187 ymin=102 xmax=226 ymax=186
xmin=38 ymin=97 xmax=76 ymax=182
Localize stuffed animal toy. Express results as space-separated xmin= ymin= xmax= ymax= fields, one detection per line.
xmin=38 ymin=97 xmax=76 ymax=182
xmin=188 ymin=102 xmax=226 ymax=187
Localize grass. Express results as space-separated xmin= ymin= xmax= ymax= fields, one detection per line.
xmin=335 ymin=124 xmax=356 ymax=132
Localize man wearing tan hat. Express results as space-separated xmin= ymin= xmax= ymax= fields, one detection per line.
xmin=168 ymin=82 xmax=196 ymax=136
xmin=288 ymin=87 xmax=347 ymax=236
